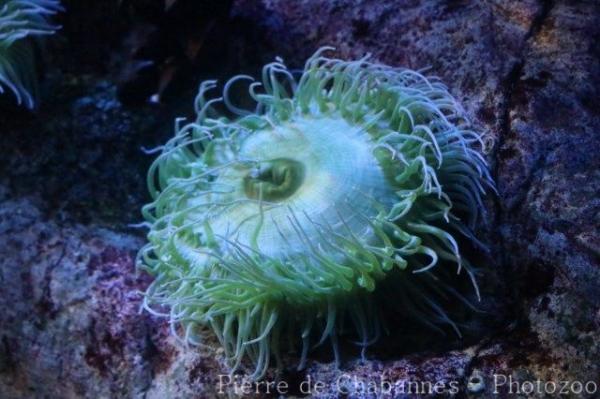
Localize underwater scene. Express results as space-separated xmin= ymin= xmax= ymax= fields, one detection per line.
xmin=1 ymin=1 xmax=599 ymax=398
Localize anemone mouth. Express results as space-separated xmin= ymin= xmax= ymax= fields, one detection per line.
xmin=138 ymin=47 xmax=494 ymax=380
xmin=243 ymin=158 xmax=305 ymax=202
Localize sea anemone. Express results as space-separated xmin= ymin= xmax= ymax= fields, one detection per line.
xmin=138 ymin=47 xmax=494 ymax=379
xmin=0 ymin=0 xmax=62 ymax=109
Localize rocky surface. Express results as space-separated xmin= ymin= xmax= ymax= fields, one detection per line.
xmin=1 ymin=0 xmax=599 ymax=398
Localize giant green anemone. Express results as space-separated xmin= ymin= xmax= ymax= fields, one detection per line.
xmin=138 ymin=47 xmax=494 ymax=379
xmin=0 ymin=0 xmax=62 ymax=108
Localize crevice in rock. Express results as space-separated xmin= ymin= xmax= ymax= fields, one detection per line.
xmin=494 ymin=0 xmax=554 ymax=190
xmin=490 ymin=0 xmax=555 ymax=369
xmin=36 ymin=242 xmax=67 ymax=321
xmin=0 ymin=335 xmax=17 ymax=375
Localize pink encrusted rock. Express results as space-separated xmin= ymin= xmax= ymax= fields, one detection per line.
xmin=0 ymin=196 xmax=175 ymax=398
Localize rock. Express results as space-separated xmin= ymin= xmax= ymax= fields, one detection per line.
xmin=0 ymin=76 xmax=169 ymax=227
xmin=0 ymin=195 xmax=167 ymax=398
xmin=1 ymin=0 xmax=599 ymax=398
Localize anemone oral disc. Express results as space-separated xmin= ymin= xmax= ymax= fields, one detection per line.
xmin=193 ymin=115 xmax=392 ymax=260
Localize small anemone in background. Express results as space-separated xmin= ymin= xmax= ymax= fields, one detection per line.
xmin=137 ymin=47 xmax=495 ymax=379
xmin=0 ymin=0 xmax=62 ymax=109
